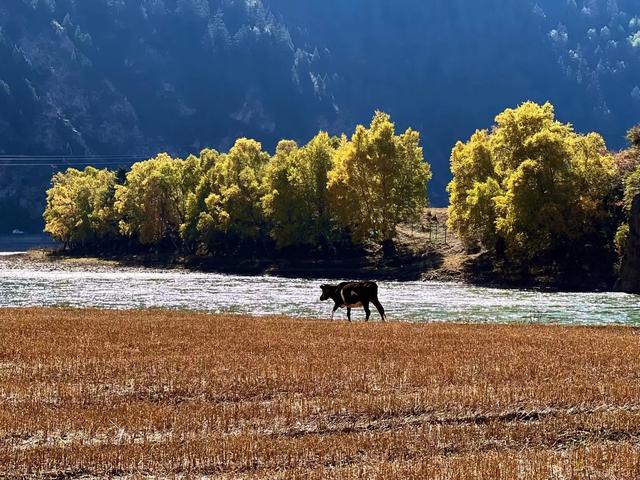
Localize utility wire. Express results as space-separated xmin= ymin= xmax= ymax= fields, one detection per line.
xmin=0 ymin=155 xmax=149 ymax=167
xmin=0 ymin=159 xmax=144 ymax=162
xmin=0 ymin=157 xmax=150 ymax=161
xmin=0 ymin=162 xmax=140 ymax=167
xmin=0 ymin=154 xmax=150 ymax=157
xmin=0 ymin=153 xmax=191 ymax=167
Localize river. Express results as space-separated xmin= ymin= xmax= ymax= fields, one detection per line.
xmin=1 ymin=255 xmax=639 ymax=325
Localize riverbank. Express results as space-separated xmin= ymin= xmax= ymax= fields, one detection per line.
xmin=9 ymin=209 xmax=468 ymax=282
xmin=5 ymin=208 xmax=618 ymax=290
xmin=1 ymin=308 xmax=639 ymax=478
xmin=20 ymin=246 xmax=458 ymax=282
xmin=0 ymin=208 xmax=496 ymax=286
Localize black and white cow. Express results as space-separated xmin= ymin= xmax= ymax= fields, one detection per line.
xmin=320 ymin=281 xmax=387 ymax=322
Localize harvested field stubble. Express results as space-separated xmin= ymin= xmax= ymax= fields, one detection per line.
xmin=1 ymin=308 xmax=640 ymax=478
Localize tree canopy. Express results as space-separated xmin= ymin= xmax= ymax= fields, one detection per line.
xmin=180 ymin=148 xmax=222 ymax=252
xmin=613 ymin=124 xmax=640 ymax=257
xmin=44 ymin=112 xmax=432 ymax=255
xmin=448 ymin=102 xmax=616 ymax=260
xmin=181 ymin=139 xmax=270 ymax=253
xmin=618 ymin=125 xmax=640 ymax=211
xmin=328 ymin=112 xmax=432 ymax=246
xmin=44 ymin=167 xmax=117 ymax=248
xmin=115 ymin=153 xmax=188 ymax=246
xmin=627 ymin=125 xmax=640 ymax=149
xmin=210 ymin=138 xmax=270 ymax=242
xmin=263 ymin=133 xmax=335 ymax=248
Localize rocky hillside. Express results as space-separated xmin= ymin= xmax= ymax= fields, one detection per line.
xmin=1 ymin=0 xmax=639 ymax=231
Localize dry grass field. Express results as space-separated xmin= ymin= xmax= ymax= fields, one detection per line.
xmin=1 ymin=308 xmax=640 ymax=479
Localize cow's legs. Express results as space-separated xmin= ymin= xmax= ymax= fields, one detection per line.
xmin=347 ymin=307 xmax=352 ymax=322
xmin=363 ymin=302 xmax=371 ymax=321
xmin=331 ymin=304 xmax=340 ymax=320
xmin=372 ymin=298 xmax=386 ymax=321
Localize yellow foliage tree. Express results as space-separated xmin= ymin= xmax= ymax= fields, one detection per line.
xmin=262 ymin=132 xmax=335 ymax=248
xmin=115 ymin=153 xmax=187 ymax=246
xmin=182 ymin=139 xmax=269 ymax=252
xmin=211 ymin=138 xmax=269 ymax=241
xmin=327 ymin=112 xmax=432 ymax=247
xmin=180 ymin=148 xmax=223 ymax=251
xmin=44 ymin=167 xmax=118 ymax=248
xmin=448 ymin=129 xmax=499 ymax=248
xmin=448 ymin=102 xmax=616 ymax=260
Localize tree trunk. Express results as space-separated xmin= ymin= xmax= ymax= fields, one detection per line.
xmin=382 ymin=238 xmax=396 ymax=257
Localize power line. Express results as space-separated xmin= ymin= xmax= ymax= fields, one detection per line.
xmin=0 ymin=157 xmax=151 ymax=162
xmin=0 ymin=154 xmax=150 ymax=157
xmin=0 ymin=153 xmax=193 ymax=167
xmin=0 ymin=160 xmax=143 ymax=163
xmin=0 ymin=162 xmax=140 ymax=167
xmin=0 ymin=155 xmax=149 ymax=167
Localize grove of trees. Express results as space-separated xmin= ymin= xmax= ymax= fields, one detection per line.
xmin=448 ymin=102 xmax=618 ymax=261
xmin=44 ymin=101 xmax=640 ymax=286
xmin=44 ymin=112 xmax=432 ymax=255
xmin=44 ymin=167 xmax=118 ymax=249
xmin=447 ymin=101 xmax=640 ymax=284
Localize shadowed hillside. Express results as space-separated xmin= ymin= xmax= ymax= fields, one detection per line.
xmin=1 ymin=0 xmax=639 ymax=231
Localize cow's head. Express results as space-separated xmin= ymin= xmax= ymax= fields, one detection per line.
xmin=320 ymin=284 xmax=333 ymax=301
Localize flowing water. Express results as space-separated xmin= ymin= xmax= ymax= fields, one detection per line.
xmin=1 ymin=257 xmax=640 ymax=325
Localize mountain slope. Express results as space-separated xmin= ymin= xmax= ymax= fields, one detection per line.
xmin=0 ymin=0 xmax=639 ymax=231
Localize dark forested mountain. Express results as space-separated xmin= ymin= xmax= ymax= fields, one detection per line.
xmin=0 ymin=0 xmax=639 ymax=231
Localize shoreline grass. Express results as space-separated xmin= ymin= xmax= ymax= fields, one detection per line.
xmin=1 ymin=308 xmax=640 ymax=478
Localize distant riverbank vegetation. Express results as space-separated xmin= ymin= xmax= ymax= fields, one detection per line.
xmin=43 ymin=103 xmax=640 ymax=287
xmin=448 ymin=102 xmax=640 ymax=286
xmin=44 ymin=112 xmax=432 ymax=255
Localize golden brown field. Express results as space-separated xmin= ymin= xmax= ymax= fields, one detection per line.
xmin=1 ymin=308 xmax=640 ymax=479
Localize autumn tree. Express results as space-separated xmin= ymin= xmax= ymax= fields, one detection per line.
xmin=180 ymin=148 xmax=222 ymax=251
xmin=616 ymin=125 xmax=640 ymax=209
xmin=44 ymin=167 xmax=118 ymax=248
xmin=182 ymin=139 xmax=269 ymax=252
xmin=448 ymin=129 xmax=500 ymax=248
xmin=613 ymin=125 xmax=640 ymax=257
xmin=448 ymin=102 xmax=616 ymax=260
xmin=627 ymin=125 xmax=640 ymax=148
xmin=262 ymin=132 xmax=335 ymax=248
xmin=115 ymin=153 xmax=188 ymax=246
xmin=328 ymin=112 xmax=432 ymax=250
xmin=181 ymin=153 xmax=206 ymax=196
xmin=211 ymin=138 xmax=269 ymax=242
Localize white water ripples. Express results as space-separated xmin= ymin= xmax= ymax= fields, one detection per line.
xmin=1 ymin=264 xmax=640 ymax=325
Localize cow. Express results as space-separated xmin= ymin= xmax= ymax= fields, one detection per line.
xmin=320 ymin=281 xmax=387 ymax=322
